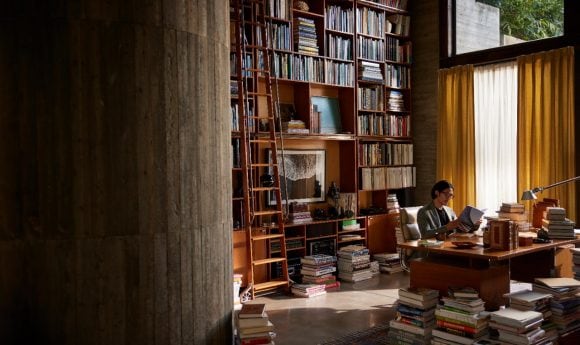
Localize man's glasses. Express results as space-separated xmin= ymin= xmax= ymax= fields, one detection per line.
xmin=441 ymin=191 xmax=454 ymax=199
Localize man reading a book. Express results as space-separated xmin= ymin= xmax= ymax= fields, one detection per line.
xmin=417 ymin=180 xmax=480 ymax=240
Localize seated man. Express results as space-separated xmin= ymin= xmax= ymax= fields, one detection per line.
xmin=417 ymin=180 xmax=477 ymax=240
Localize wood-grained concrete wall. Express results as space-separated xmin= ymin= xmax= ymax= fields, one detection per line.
xmin=0 ymin=1 xmax=231 ymax=344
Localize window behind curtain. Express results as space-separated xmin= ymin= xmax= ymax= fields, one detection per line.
xmin=474 ymin=61 xmax=518 ymax=215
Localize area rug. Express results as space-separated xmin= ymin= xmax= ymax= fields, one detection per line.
xmin=318 ymin=324 xmax=390 ymax=345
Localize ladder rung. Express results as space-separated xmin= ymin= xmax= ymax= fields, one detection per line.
xmin=253 ymin=280 xmax=288 ymax=292
xmin=247 ymin=92 xmax=272 ymax=97
xmin=252 ymin=233 xmax=284 ymax=241
xmin=253 ymin=257 xmax=287 ymax=266
xmin=252 ymin=210 xmax=282 ymax=216
xmin=251 ymin=187 xmax=279 ymax=192
xmin=252 ymin=163 xmax=277 ymax=167
xmin=250 ymin=139 xmax=275 ymax=144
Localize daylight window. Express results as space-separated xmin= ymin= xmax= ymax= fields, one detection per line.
xmin=454 ymin=0 xmax=564 ymax=55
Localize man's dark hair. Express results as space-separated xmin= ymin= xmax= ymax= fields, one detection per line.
xmin=431 ymin=180 xmax=454 ymax=199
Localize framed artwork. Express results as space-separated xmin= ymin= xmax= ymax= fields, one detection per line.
xmin=268 ymin=149 xmax=325 ymax=205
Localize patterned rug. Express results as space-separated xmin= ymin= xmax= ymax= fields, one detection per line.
xmin=318 ymin=324 xmax=390 ymax=345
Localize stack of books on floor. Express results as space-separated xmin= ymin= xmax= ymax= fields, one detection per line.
xmin=489 ymin=307 xmax=547 ymax=345
xmin=433 ymin=286 xmax=489 ymax=344
xmin=358 ymin=61 xmax=383 ymax=82
xmin=336 ymin=245 xmax=373 ymax=283
xmin=373 ymin=252 xmax=402 ymax=274
xmin=300 ymin=254 xmax=339 ymax=289
xmin=290 ymin=283 xmax=326 ymax=298
xmin=572 ymin=248 xmax=580 ymax=280
xmin=389 ymin=287 xmax=439 ymax=344
xmin=542 ymin=207 xmax=576 ymax=239
xmin=235 ymin=303 xmax=275 ymax=345
xmin=506 ymin=289 xmax=556 ymax=342
xmin=387 ymin=193 xmax=400 ymax=213
xmin=533 ymin=277 xmax=580 ymax=339
xmin=497 ymin=202 xmax=531 ymax=232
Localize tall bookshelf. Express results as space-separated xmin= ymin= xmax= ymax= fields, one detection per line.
xmin=231 ymin=0 xmax=414 ymax=285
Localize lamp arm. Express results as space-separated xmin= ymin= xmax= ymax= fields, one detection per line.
xmin=536 ymin=176 xmax=580 ymax=192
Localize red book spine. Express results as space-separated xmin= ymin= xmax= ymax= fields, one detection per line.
xmin=436 ymin=319 xmax=478 ymax=334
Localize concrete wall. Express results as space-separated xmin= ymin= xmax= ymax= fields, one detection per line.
xmin=456 ymin=0 xmax=500 ymax=54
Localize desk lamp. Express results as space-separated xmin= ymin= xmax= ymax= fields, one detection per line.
xmin=521 ymin=176 xmax=580 ymax=200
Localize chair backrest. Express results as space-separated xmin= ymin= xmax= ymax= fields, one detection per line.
xmin=400 ymin=206 xmax=422 ymax=241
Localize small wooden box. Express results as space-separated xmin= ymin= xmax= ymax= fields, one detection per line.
xmin=518 ymin=236 xmax=533 ymax=247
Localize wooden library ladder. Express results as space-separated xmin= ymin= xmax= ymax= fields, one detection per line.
xmin=232 ymin=0 xmax=289 ymax=299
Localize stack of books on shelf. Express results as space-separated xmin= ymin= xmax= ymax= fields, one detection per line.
xmin=506 ymin=289 xmax=556 ymax=342
xmin=358 ymin=61 xmax=383 ymax=82
xmin=433 ymin=286 xmax=490 ymax=344
xmin=389 ymin=287 xmax=439 ymax=344
xmin=281 ymin=119 xmax=309 ymax=134
xmin=542 ymin=207 xmax=576 ymax=239
xmin=387 ymin=193 xmax=400 ymax=213
xmin=387 ymin=90 xmax=405 ymax=111
xmin=533 ymin=277 xmax=580 ymax=338
xmin=386 ymin=14 xmax=411 ymax=36
xmin=300 ymin=254 xmax=339 ymax=289
xmin=339 ymin=220 xmax=363 ymax=242
xmin=235 ymin=303 xmax=276 ymax=345
xmin=288 ymin=202 xmax=313 ymax=224
xmin=293 ymin=17 xmax=318 ymax=56
xmin=336 ymin=245 xmax=373 ymax=283
xmin=572 ymin=248 xmax=580 ymax=280
xmin=489 ymin=308 xmax=547 ymax=345
xmin=497 ymin=202 xmax=531 ymax=232
xmin=373 ymin=252 xmax=402 ymax=274
xmin=291 ymin=283 xmax=326 ymax=298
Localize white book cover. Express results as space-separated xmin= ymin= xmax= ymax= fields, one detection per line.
xmin=489 ymin=308 xmax=543 ymax=328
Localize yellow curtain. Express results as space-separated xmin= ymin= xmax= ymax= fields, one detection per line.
xmin=437 ymin=65 xmax=476 ymax=212
xmin=517 ymin=47 xmax=576 ymax=221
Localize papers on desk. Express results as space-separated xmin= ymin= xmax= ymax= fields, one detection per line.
xmin=417 ymin=239 xmax=443 ymax=247
xmin=458 ymin=205 xmax=485 ymax=227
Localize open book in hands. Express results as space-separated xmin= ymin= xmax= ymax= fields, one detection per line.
xmin=458 ymin=205 xmax=485 ymax=231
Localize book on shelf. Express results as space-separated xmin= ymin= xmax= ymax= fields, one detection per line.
xmin=239 ymin=303 xmax=267 ymax=319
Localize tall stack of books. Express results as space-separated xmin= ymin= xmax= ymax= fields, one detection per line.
xmin=533 ymin=277 xmax=580 ymax=338
xmin=387 ymin=90 xmax=405 ymax=111
xmin=389 ymin=287 xmax=439 ymax=344
xmin=293 ymin=17 xmax=318 ymax=55
xmin=373 ymin=252 xmax=402 ymax=274
xmin=433 ymin=286 xmax=489 ymax=344
xmin=236 ymin=303 xmax=276 ymax=345
xmin=336 ymin=245 xmax=373 ymax=283
xmin=497 ymin=202 xmax=531 ymax=232
xmin=542 ymin=207 xmax=576 ymax=239
xmin=358 ymin=61 xmax=383 ymax=82
xmin=300 ymin=254 xmax=339 ymax=289
xmin=507 ymin=289 xmax=556 ymax=342
xmin=489 ymin=308 xmax=546 ymax=345
xmin=572 ymin=248 xmax=580 ymax=280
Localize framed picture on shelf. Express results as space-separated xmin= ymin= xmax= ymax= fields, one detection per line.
xmin=308 ymin=238 xmax=336 ymax=256
xmin=267 ymin=149 xmax=325 ymax=205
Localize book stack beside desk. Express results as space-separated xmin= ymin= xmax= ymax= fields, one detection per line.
xmin=235 ymin=303 xmax=275 ymax=345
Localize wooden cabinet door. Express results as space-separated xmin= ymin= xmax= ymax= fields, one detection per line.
xmin=367 ymin=213 xmax=399 ymax=255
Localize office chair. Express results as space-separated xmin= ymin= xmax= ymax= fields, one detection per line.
xmin=398 ymin=206 xmax=422 ymax=271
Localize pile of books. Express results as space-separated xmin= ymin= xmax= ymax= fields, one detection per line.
xmin=533 ymin=277 xmax=580 ymax=338
xmin=336 ymin=245 xmax=372 ymax=283
xmin=389 ymin=287 xmax=439 ymax=344
xmin=291 ymin=283 xmax=326 ymax=298
xmin=507 ymin=289 xmax=555 ymax=342
xmin=281 ymin=119 xmax=309 ymax=134
xmin=287 ymin=202 xmax=312 ymax=223
xmin=387 ymin=193 xmax=400 ymax=213
xmin=433 ymin=286 xmax=490 ymax=344
xmin=542 ymin=207 xmax=576 ymax=239
xmin=300 ymin=254 xmax=339 ymax=289
xmin=387 ymin=90 xmax=405 ymax=111
xmin=293 ymin=17 xmax=318 ymax=55
xmin=358 ymin=61 xmax=383 ymax=82
xmin=489 ymin=308 xmax=546 ymax=345
xmin=497 ymin=202 xmax=531 ymax=232
xmin=372 ymin=252 xmax=402 ymax=274
xmin=235 ymin=303 xmax=276 ymax=345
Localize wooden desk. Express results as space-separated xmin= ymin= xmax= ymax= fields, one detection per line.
xmin=398 ymin=236 xmax=580 ymax=310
